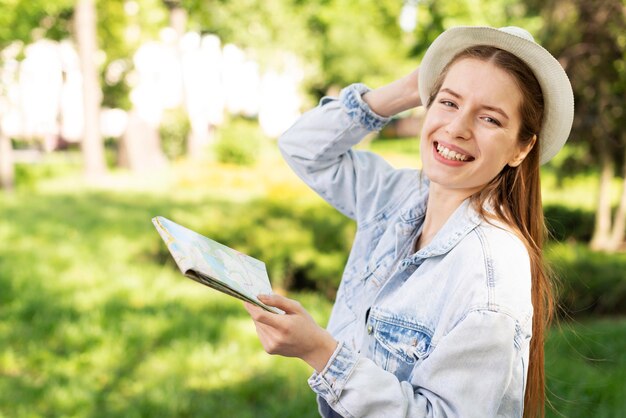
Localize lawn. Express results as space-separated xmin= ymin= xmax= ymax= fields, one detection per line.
xmin=1 ymin=142 xmax=624 ymax=417
xmin=0 ymin=185 xmax=325 ymax=418
xmin=546 ymin=318 xmax=626 ymax=417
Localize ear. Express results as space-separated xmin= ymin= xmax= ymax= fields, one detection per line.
xmin=508 ymin=134 xmax=537 ymax=167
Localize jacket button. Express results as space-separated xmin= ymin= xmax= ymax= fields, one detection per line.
xmin=367 ymin=325 xmax=373 ymax=335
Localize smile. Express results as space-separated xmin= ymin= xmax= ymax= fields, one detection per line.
xmin=435 ymin=142 xmax=474 ymax=162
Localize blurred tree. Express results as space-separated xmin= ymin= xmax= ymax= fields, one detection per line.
xmin=0 ymin=0 xmax=170 ymax=184
xmin=162 ymin=0 xmax=199 ymax=158
xmin=0 ymin=0 xmax=73 ymax=190
xmin=533 ymin=0 xmax=626 ymax=251
xmin=302 ymin=0 xmax=411 ymax=94
xmin=410 ymin=0 xmax=543 ymax=58
xmin=0 ymin=126 xmax=11 ymax=190
xmin=75 ymin=0 xmax=107 ymax=179
xmin=163 ymin=0 xmax=186 ymax=36
xmin=117 ymin=0 xmax=170 ymax=172
xmin=182 ymin=0 xmax=415 ymax=99
xmin=0 ymin=0 xmax=120 ymax=185
xmin=97 ymin=0 xmax=169 ymax=111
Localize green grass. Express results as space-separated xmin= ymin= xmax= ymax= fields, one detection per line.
xmin=1 ymin=142 xmax=625 ymax=417
xmin=0 ymin=187 xmax=328 ymax=417
xmin=546 ymin=318 xmax=626 ymax=418
xmin=2 ymin=151 xmax=342 ymax=418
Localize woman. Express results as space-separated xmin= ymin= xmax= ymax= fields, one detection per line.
xmin=244 ymin=26 xmax=574 ymax=417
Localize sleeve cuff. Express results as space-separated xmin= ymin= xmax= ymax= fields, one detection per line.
xmin=339 ymin=83 xmax=392 ymax=132
xmin=308 ymin=341 xmax=360 ymax=404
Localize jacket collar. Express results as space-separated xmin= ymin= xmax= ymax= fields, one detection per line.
xmin=397 ymin=197 xmax=482 ymax=262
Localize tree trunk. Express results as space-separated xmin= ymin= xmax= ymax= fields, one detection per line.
xmin=75 ymin=0 xmax=107 ymax=180
xmin=169 ymin=3 xmax=186 ymax=38
xmin=187 ymin=125 xmax=214 ymax=157
xmin=118 ymin=110 xmax=167 ymax=172
xmin=0 ymin=127 xmax=14 ymax=191
xmin=166 ymin=2 xmax=207 ymax=159
xmin=608 ymin=147 xmax=626 ymax=250
xmin=590 ymin=150 xmax=614 ymax=251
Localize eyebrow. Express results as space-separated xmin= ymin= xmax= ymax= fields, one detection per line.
xmin=439 ymin=88 xmax=510 ymax=120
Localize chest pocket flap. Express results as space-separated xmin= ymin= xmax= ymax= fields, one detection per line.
xmin=371 ymin=309 xmax=433 ymax=364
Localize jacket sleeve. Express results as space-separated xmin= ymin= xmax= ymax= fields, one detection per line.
xmin=309 ymin=310 xmax=525 ymax=418
xmin=278 ymin=83 xmax=420 ymax=224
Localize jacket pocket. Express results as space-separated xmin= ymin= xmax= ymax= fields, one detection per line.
xmin=369 ymin=309 xmax=433 ymax=381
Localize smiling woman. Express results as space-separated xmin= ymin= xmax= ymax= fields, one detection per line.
xmin=244 ymin=26 xmax=574 ymax=418
xmin=420 ymin=58 xmax=530 ymax=197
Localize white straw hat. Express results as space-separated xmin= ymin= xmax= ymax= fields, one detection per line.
xmin=418 ymin=26 xmax=574 ymax=165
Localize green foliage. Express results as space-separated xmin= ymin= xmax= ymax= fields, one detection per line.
xmin=544 ymin=204 xmax=595 ymax=242
xmin=13 ymin=152 xmax=82 ymax=190
xmin=14 ymin=163 xmax=67 ymax=190
xmin=303 ymin=0 xmax=412 ymax=90
xmin=197 ymin=197 xmax=354 ymax=295
xmin=533 ymin=0 xmax=626 ymax=178
xmin=159 ymin=107 xmax=191 ymax=159
xmin=410 ymin=0 xmax=542 ymax=58
xmin=182 ymin=0 xmax=416 ymax=97
xmin=98 ymin=0 xmax=168 ymax=109
xmin=0 ymin=0 xmax=73 ymax=46
xmin=214 ymin=118 xmax=264 ymax=166
xmin=547 ymin=242 xmax=626 ymax=317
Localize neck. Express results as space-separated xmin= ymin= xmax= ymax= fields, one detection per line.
xmin=417 ymin=184 xmax=473 ymax=250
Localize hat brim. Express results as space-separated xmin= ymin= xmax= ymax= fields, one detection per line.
xmin=418 ymin=26 xmax=574 ymax=165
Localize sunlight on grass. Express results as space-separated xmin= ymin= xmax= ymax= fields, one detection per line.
xmin=541 ymin=169 xmax=623 ymax=212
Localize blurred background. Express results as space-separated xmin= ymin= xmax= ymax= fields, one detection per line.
xmin=0 ymin=0 xmax=624 ymax=417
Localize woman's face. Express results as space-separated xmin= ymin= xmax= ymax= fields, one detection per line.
xmin=420 ymin=58 xmax=532 ymax=198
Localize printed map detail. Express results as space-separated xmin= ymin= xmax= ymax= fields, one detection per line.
xmin=153 ymin=216 xmax=280 ymax=313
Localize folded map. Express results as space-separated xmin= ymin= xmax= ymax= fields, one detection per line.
xmin=152 ymin=216 xmax=282 ymax=314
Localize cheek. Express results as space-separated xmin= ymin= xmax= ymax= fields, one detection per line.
xmin=419 ymin=110 xmax=438 ymax=140
xmin=494 ymin=137 xmax=521 ymax=163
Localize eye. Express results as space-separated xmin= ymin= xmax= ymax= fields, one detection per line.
xmin=482 ymin=116 xmax=502 ymax=127
xmin=439 ymin=99 xmax=457 ymax=108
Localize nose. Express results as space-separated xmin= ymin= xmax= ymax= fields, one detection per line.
xmin=445 ymin=110 xmax=472 ymax=140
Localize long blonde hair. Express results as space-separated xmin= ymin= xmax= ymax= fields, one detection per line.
xmin=427 ymin=46 xmax=554 ymax=418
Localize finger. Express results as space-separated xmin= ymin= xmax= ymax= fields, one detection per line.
xmin=244 ymin=302 xmax=269 ymax=322
xmin=245 ymin=302 xmax=286 ymax=330
xmin=244 ymin=301 xmax=260 ymax=315
xmin=258 ymin=293 xmax=303 ymax=314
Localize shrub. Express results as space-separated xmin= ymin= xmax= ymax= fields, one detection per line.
xmin=159 ymin=108 xmax=190 ymax=159
xmin=544 ymin=204 xmax=595 ymax=242
xmin=13 ymin=151 xmax=82 ymax=189
xmin=547 ymin=242 xmax=626 ymax=317
xmin=180 ymin=196 xmax=355 ymax=297
xmin=214 ymin=117 xmax=264 ymax=166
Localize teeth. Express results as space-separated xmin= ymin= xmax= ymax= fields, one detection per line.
xmin=436 ymin=144 xmax=469 ymax=161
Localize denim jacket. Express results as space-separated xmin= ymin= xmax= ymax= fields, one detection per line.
xmin=278 ymin=84 xmax=533 ymax=418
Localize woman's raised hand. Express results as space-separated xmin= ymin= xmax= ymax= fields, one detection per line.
xmin=244 ymin=294 xmax=338 ymax=373
xmin=362 ymin=67 xmax=422 ymax=117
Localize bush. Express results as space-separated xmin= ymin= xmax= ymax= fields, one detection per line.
xmin=157 ymin=195 xmax=355 ymax=297
xmin=547 ymin=242 xmax=626 ymax=316
xmin=14 ymin=152 xmax=82 ymax=189
xmin=544 ymin=204 xmax=595 ymax=242
xmin=214 ymin=117 xmax=264 ymax=166
xmin=159 ymin=108 xmax=190 ymax=159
